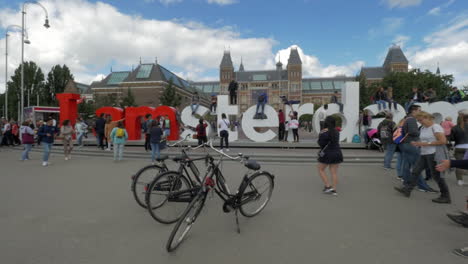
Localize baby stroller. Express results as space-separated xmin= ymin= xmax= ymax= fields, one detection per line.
xmin=366 ymin=129 xmax=384 ymax=152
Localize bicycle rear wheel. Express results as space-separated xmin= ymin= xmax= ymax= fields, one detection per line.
xmin=166 ymin=191 xmax=206 ymax=252
xmin=131 ymin=165 xmax=165 ymax=208
xmin=145 ymin=171 xmax=193 ymax=224
xmin=239 ymin=172 xmax=274 ymax=217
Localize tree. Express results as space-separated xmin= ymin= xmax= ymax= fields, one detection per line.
xmin=94 ymin=93 xmax=118 ymax=108
xmin=44 ymin=64 xmax=74 ymax=106
xmin=160 ymin=79 xmax=182 ymax=107
xmin=120 ymin=88 xmax=136 ymax=107
xmin=78 ymin=100 xmax=96 ymax=119
xmin=381 ymin=69 xmax=453 ymax=103
xmin=5 ymin=61 xmax=45 ymax=119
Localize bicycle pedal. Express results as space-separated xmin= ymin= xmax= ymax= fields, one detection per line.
xmin=222 ymin=203 xmax=233 ymax=213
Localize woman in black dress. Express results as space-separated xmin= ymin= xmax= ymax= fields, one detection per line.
xmin=317 ymin=116 xmax=343 ymax=195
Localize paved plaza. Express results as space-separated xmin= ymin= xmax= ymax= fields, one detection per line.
xmin=0 ymin=148 xmax=467 ymax=264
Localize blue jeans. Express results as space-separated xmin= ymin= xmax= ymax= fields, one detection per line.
xmin=375 ymin=100 xmax=387 ymax=111
xmin=22 ymin=144 xmax=32 ymax=160
xmin=150 ymin=143 xmax=160 ymax=162
xmin=256 ymin=101 xmax=266 ymax=115
xmin=191 ymin=103 xmax=199 ymax=114
xmin=113 ymin=143 xmax=124 ymax=160
xmin=399 ymin=143 xmax=420 ymax=183
xmin=384 ymin=143 xmax=396 ymax=168
xmin=42 ymin=143 xmax=52 ymax=162
xmin=77 ymin=133 xmax=84 ymax=146
xmin=397 ymin=152 xmax=431 ymax=189
xmin=164 ymin=129 xmax=170 ymax=136
xmin=404 ymin=101 xmax=415 ymax=113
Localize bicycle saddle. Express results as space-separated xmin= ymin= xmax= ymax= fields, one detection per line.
xmin=173 ymin=154 xmax=188 ymax=162
xmin=244 ymin=160 xmax=260 ymax=171
xmin=156 ymin=154 xmax=169 ymax=161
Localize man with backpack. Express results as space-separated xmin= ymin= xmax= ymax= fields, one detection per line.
xmin=378 ymin=112 xmax=396 ymax=169
xmin=396 ymin=104 xmax=421 ymax=184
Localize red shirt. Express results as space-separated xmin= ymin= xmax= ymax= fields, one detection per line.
xmin=196 ymin=123 xmax=208 ymax=137
xmin=278 ymin=112 xmax=285 ymax=124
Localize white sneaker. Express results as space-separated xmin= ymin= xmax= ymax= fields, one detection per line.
xmin=225 ymin=149 xmax=230 ymax=152
xmin=42 ymin=161 xmax=48 ymax=167
xmin=65 ymin=157 xmax=69 ymax=161
xmin=458 ymin=180 xmax=465 ymax=186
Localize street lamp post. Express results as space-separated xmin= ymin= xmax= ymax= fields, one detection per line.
xmin=21 ymin=1 xmax=50 ymax=122
xmin=4 ymin=25 xmax=29 ymax=121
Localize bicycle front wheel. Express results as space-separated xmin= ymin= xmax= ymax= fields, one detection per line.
xmin=131 ymin=165 xmax=165 ymax=208
xmin=166 ymin=191 xmax=206 ymax=252
xmin=145 ymin=171 xmax=193 ymax=224
xmin=239 ymin=172 xmax=274 ymax=217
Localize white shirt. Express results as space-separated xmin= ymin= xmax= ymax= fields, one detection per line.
xmin=289 ymin=119 xmax=299 ymax=129
xmin=2 ymin=123 xmax=11 ymax=133
xmin=317 ymin=109 xmax=327 ymax=122
xmin=420 ymin=124 xmax=444 ymax=155
xmin=218 ymin=119 xmax=230 ymax=131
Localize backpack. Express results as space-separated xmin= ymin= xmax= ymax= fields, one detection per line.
xmin=258 ymin=94 xmax=265 ymax=102
xmin=352 ymin=134 xmax=361 ymax=143
xmin=116 ymin=128 xmax=125 ymax=138
xmin=379 ymin=122 xmax=393 ymax=140
xmin=393 ymin=126 xmax=407 ymax=144
xmin=460 ymin=90 xmax=466 ymax=99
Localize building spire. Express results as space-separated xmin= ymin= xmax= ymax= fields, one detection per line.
xmin=436 ymin=62 xmax=440 ymax=75
xmin=110 ymin=66 xmax=113 ymax=73
xmin=239 ymin=56 xmax=244 ymax=71
xmin=139 ymin=57 xmax=142 ymax=65
xmin=155 ymin=57 xmax=158 ymax=65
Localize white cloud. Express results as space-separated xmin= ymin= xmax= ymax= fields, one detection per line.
xmin=393 ymin=35 xmax=410 ymax=48
xmin=143 ymin=0 xmax=182 ymax=5
xmin=271 ymin=46 xmax=364 ymax=78
xmin=369 ymin=17 xmax=405 ymax=38
xmin=207 ymin=0 xmax=238 ymax=5
xmin=427 ymin=0 xmax=455 ymax=16
xmin=0 ymin=0 xmax=366 ymax=93
xmin=0 ymin=0 xmax=274 ymax=91
xmin=428 ymin=7 xmax=441 ymax=16
xmin=407 ymin=15 xmax=468 ymax=85
xmin=382 ymin=0 xmax=422 ymax=9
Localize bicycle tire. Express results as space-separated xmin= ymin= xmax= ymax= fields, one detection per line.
xmin=131 ymin=164 xmax=165 ymax=208
xmin=166 ymin=191 xmax=206 ymax=252
xmin=239 ymin=172 xmax=274 ymax=217
xmin=145 ymin=171 xmax=193 ymax=224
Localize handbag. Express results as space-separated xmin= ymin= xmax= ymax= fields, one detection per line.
xmin=318 ymin=143 xmax=330 ymax=158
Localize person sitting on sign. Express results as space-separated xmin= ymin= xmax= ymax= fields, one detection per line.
xmin=211 ymin=94 xmax=217 ymax=113
xmin=191 ymin=91 xmax=200 ymax=115
xmin=254 ymin=92 xmax=268 ymax=119
xmin=447 ymin=86 xmax=463 ymax=104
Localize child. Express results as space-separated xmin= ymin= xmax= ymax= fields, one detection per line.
xmin=289 ymin=111 xmax=300 ymax=142
xmin=441 ymin=116 xmax=455 ymax=140
xmin=110 ymin=121 xmax=128 ymax=161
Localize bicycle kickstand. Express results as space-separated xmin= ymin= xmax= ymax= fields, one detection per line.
xmin=235 ymin=209 xmax=241 ymax=234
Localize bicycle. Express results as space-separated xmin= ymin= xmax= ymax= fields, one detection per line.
xmin=166 ymin=140 xmax=275 ymax=252
xmin=144 ymin=143 xmax=206 ymax=224
xmin=130 ymin=135 xmax=199 ymax=209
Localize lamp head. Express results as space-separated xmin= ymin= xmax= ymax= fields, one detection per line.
xmin=44 ymin=18 xmax=50 ymax=28
xmin=24 ymin=39 xmax=31 ymax=44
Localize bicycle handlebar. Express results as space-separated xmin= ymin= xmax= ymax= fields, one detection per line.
xmin=207 ymin=139 xmax=243 ymax=161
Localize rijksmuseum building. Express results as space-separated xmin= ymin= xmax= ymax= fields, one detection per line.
xmin=90 ymin=45 xmax=408 ymax=111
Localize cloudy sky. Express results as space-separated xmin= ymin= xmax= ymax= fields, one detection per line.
xmin=0 ymin=0 xmax=467 ymax=92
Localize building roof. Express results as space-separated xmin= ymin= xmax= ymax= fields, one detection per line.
xmin=220 ymin=51 xmax=233 ymax=68
xmin=235 ymin=70 xmax=288 ymax=82
xmin=360 ymin=67 xmax=387 ymax=79
xmin=288 ymin=48 xmax=302 ymax=65
xmin=383 ymin=45 xmax=408 ymax=68
xmin=90 ymin=63 xmax=195 ymax=93
xmin=75 ymin=82 xmax=91 ymax=94
xmin=90 ymin=71 xmax=131 ymax=88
